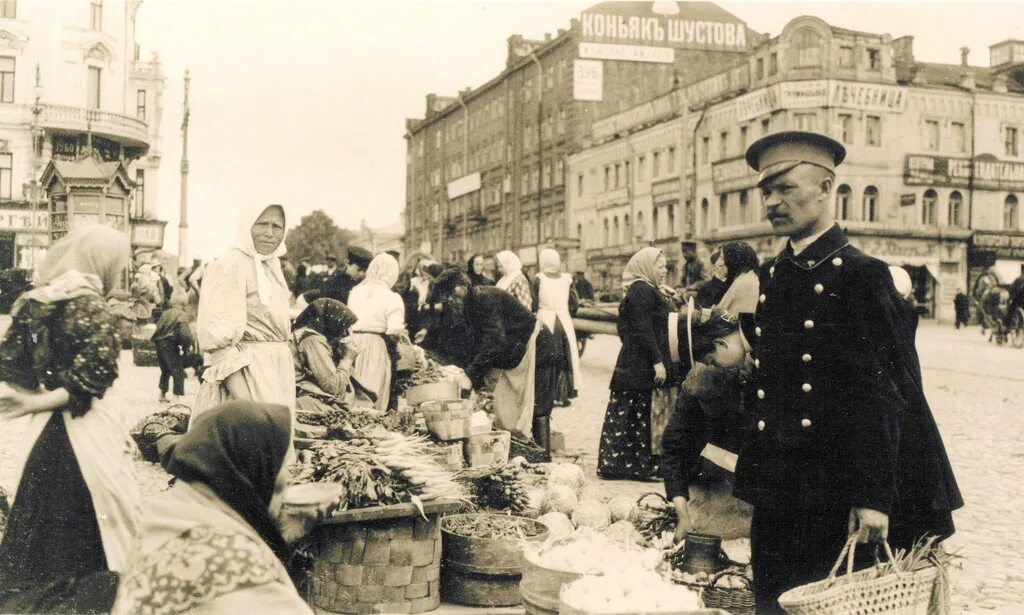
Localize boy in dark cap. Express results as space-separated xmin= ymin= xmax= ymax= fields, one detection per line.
xmin=735 ymin=131 xmax=962 ymax=613
xmin=321 ymin=247 xmax=372 ymax=304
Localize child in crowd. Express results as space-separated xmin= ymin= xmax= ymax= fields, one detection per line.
xmin=152 ymin=291 xmax=191 ymax=403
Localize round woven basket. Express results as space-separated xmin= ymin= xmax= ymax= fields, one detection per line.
xmin=700 ymin=570 xmax=754 ymax=615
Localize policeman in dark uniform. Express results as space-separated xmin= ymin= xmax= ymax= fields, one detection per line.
xmin=734 ymin=132 xmax=962 ymax=613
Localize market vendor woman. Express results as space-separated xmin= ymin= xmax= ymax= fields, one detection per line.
xmin=428 ymin=270 xmax=557 ymax=458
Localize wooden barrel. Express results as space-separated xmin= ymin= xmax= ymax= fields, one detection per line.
xmin=440 ymin=514 xmax=547 ymax=607
xmin=519 ymin=549 xmax=586 ymax=615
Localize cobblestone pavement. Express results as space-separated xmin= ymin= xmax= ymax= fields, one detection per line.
xmin=1 ymin=318 xmax=1020 ymax=613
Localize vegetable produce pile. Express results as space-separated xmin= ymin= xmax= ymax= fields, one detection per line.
xmin=296 ymin=407 xmax=350 ymax=427
xmin=394 ymin=357 xmax=465 ymax=394
xmin=561 ymin=570 xmax=701 ymax=613
xmin=291 ymin=432 xmax=470 ymax=512
xmin=466 ymin=459 xmax=532 ymax=513
xmin=442 ymin=513 xmax=547 ymax=540
xmin=524 ymin=527 xmax=663 ymax=575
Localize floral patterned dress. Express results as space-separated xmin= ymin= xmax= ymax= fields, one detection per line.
xmin=0 ymin=295 xmax=138 ymax=610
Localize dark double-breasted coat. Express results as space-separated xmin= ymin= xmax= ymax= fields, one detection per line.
xmin=734 ymin=224 xmax=961 ymax=532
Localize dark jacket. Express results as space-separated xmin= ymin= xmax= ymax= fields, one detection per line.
xmin=662 ymin=363 xmax=750 ymax=501
xmin=464 ymin=286 xmax=539 ymax=388
xmin=151 ymin=306 xmax=191 ymax=346
xmin=321 ymin=270 xmax=356 ymax=305
xmin=574 ymin=276 xmax=595 ymax=301
xmin=735 ymin=225 xmax=961 ymax=536
xmin=695 ymin=276 xmax=727 ymax=309
xmin=610 ymin=281 xmax=678 ymax=391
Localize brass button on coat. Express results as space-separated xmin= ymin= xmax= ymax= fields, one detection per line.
xmin=759 ymin=294 xmax=766 ymax=304
xmin=832 ymin=257 xmax=843 ymax=267
xmin=758 ymin=420 xmax=766 ymax=431
xmin=814 ymin=284 xmax=824 ymax=294
xmin=802 ymin=353 xmax=812 ymax=363
xmin=757 ymin=389 xmax=765 ymax=399
xmin=804 ymin=320 xmax=814 ymax=329
xmin=802 ymin=383 xmax=812 ymax=393
xmin=801 ymin=418 xmax=812 ymax=428
xmin=755 ymin=327 xmax=762 ymax=337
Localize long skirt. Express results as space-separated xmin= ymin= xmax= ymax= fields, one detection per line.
xmin=194 ymin=340 xmax=296 ymax=420
xmin=597 ymin=390 xmax=659 ymax=480
xmin=349 ymin=333 xmax=392 ymax=412
xmin=550 ymin=319 xmax=576 ymax=405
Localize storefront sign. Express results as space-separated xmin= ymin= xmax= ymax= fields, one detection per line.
xmin=900 ymin=194 xmax=917 ymax=207
xmin=972 ymin=232 xmax=1024 ymax=259
xmin=446 ymin=172 xmax=481 ymax=199
xmin=829 ymin=81 xmax=907 ymax=113
xmin=0 ymin=209 xmax=49 ymax=231
xmin=592 ymin=89 xmax=681 ymax=140
xmin=131 ymin=219 xmax=166 ymax=249
xmin=904 ymin=155 xmax=1024 ymax=191
xmin=734 ymin=80 xmax=908 ymax=121
xmin=579 ymin=42 xmax=674 ymax=64
xmin=683 ymin=63 xmax=748 ymax=107
xmin=580 ymin=2 xmax=748 ymax=52
xmin=573 ymin=59 xmax=604 ymax=102
xmin=711 ymin=156 xmax=758 ymax=193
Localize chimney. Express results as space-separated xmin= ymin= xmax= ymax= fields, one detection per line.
xmin=892 ymin=36 xmax=915 ymax=65
xmin=544 ymin=32 xmax=552 ymax=42
xmin=993 ymin=73 xmax=1009 ymax=93
xmin=960 ymin=47 xmax=970 ymax=67
xmin=960 ymin=70 xmax=975 ymax=90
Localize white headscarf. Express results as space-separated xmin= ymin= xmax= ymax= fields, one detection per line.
xmin=539 ymin=248 xmax=562 ymax=277
xmin=495 ymin=250 xmax=523 ymax=291
xmin=621 ymin=246 xmax=664 ymax=290
xmin=233 ymin=203 xmax=287 ymax=305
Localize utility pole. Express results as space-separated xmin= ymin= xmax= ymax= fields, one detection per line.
xmin=178 ymin=69 xmax=191 ymax=263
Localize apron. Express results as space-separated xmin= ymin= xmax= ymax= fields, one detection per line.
xmin=8 ymin=399 xmax=141 ymax=572
xmin=491 ymin=321 xmax=543 ymax=438
xmin=536 ymin=274 xmax=583 ymax=390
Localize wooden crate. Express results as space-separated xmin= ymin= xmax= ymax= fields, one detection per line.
xmin=420 ymin=400 xmax=473 ymax=442
xmin=309 ymin=501 xmax=463 ymax=614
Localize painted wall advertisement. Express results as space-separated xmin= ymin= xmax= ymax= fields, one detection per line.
xmin=972 ymin=232 xmax=1024 ymax=259
xmin=580 ymin=2 xmax=749 ymax=52
xmin=711 ymin=156 xmax=759 ymax=193
xmin=0 ymin=210 xmax=49 ymax=232
xmin=573 ymin=59 xmax=604 ymax=101
xmin=905 ymin=155 xmax=1024 ymax=191
xmin=735 ymin=80 xmax=908 ymax=121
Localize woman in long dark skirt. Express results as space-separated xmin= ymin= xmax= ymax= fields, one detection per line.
xmin=0 ymin=224 xmax=139 ymax=613
xmin=598 ymin=247 xmax=679 ymax=481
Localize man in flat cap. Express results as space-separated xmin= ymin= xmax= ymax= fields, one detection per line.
xmin=733 ymin=132 xmax=962 ymax=612
xmin=321 ymin=247 xmax=373 ymax=305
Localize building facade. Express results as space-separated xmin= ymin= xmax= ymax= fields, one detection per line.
xmin=0 ymin=0 xmax=164 ymax=271
xmin=403 ymin=1 xmax=761 ymax=268
xmin=566 ymin=14 xmax=1024 ymax=321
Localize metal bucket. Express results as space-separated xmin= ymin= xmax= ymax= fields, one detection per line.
xmin=678 ymin=532 xmax=726 ymax=575
xmin=519 ymin=550 xmax=586 ymax=615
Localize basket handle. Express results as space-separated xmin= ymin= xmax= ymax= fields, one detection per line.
xmin=636 ymin=492 xmax=670 ymax=508
xmin=708 ymin=569 xmax=751 ymax=589
xmin=826 ymin=534 xmax=903 ymax=585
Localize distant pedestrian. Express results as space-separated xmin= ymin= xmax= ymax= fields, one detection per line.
xmin=153 ymin=291 xmax=191 ymax=403
xmin=325 ymin=247 xmax=372 ymax=305
xmin=694 ymin=249 xmax=727 ymax=308
xmin=466 ymin=253 xmax=494 ymax=287
xmin=714 ymin=241 xmax=761 ymax=315
xmin=293 ymin=258 xmax=310 ymax=298
xmin=532 ymin=249 xmax=582 ymax=407
xmin=679 ymin=241 xmax=708 ymax=289
xmin=953 ymin=288 xmax=970 ymax=328
xmin=573 ymin=271 xmax=595 ymax=301
xmin=348 ymin=254 xmax=405 ymax=412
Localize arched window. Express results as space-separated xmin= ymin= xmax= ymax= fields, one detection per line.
xmin=613 ymin=216 xmax=620 ymax=245
xmin=836 ymin=184 xmax=852 ymax=220
xmin=603 ymin=218 xmax=609 ymax=246
xmin=668 ymin=204 xmax=676 ymax=236
xmin=739 ymin=191 xmax=749 ymax=224
xmin=863 ymin=186 xmax=879 ymax=222
xmin=652 ymin=207 xmax=660 ymax=240
xmin=719 ymin=193 xmax=729 ymax=227
xmin=948 ymin=192 xmax=963 ymax=227
xmin=701 ymin=198 xmax=710 ymax=232
xmin=922 ymin=189 xmax=938 ymax=225
xmin=623 ymin=214 xmax=631 ymax=243
xmin=1005 ymin=194 xmax=1020 ymax=230
xmin=636 ymin=211 xmax=645 ymax=241
xmin=576 ymin=223 xmax=582 ymax=239
xmin=793 ymin=28 xmax=823 ymax=67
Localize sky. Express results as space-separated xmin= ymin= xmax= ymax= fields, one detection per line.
xmin=134 ymin=0 xmax=1024 ymax=261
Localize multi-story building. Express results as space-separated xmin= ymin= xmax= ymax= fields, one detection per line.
xmin=567 ymin=14 xmax=1024 ymax=321
xmin=0 ymin=0 xmax=164 ymax=271
xmin=403 ymin=1 xmax=761 ymax=268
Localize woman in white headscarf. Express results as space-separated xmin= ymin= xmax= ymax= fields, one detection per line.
xmin=531 ymin=249 xmax=582 ymax=406
xmin=0 ymin=224 xmax=139 ymax=612
xmin=347 ymin=253 xmax=406 ymax=411
xmin=194 ymin=204 xmax=295 ymax=420
xmin=495 ymin=250 xmax=532 ymax=311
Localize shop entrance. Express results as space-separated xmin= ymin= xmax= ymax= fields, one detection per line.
xmin=904 ymin=265 xmax=936 ymax=318
xmin=0 ymin=232 xmax=14 ymax=270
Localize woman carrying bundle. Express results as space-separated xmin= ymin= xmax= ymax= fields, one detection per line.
xmin=347 ymin=253 xmax=407 ymax=412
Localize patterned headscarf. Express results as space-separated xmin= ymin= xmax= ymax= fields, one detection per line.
xmin=233 ymin=203 xmax=287 ymax=306
xmin=495 ymin=250 xmax=523 ymax=291
xmin=621 ymin=246 xmax=664 ymax=290
xmin=539 ymin=248 xmax=562 ymax=277
xmin=13 ymin=223 xmax=130 ymax=316
xmin=292 ymin=298 xmax=357 ymax=339
xmin=164 ymin=401 xmax=292 ymax=563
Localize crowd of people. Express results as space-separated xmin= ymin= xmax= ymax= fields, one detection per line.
xmin=0 ymin=130 xmax=967 ymax=615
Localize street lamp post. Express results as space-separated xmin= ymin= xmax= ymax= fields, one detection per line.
xmin=457 ymin=95 xmax=470 ymax=256
xmin=28 ymin=64 xmax=45 ymax=273
xmin=529 ymin=53 xmax=543 ymax=255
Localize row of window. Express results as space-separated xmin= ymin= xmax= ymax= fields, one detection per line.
xmin=0 ymin=2 xmax=105 ymax=28
xmin=575 ymin=147 xmax=680 ymax=197
xmin=0 ymin=56 xmax=140 ymax=114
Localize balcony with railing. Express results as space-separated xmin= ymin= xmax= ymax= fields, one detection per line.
xmin=39 ymin=104 xmax=150 ymax=150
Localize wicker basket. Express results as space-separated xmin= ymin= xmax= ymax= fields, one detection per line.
xmin=131 ymin=337 xmax=159 ymax=367
xmin=421 ymin=400 xmax=473 ymax=441
xmin=778 ymin=537 xmax=937 ymax=615
xmin=308 ymin=508 xmax=446 ymax=614
xmin=430 ymin=442 xmax=465 ymax=472
xmin=464 ymin=430 xmax=511 ymax=468
xmin=700 ymin=570 xmax=754 ymax=615
xmin=406 ymin=381 xmax=460 ymax=406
